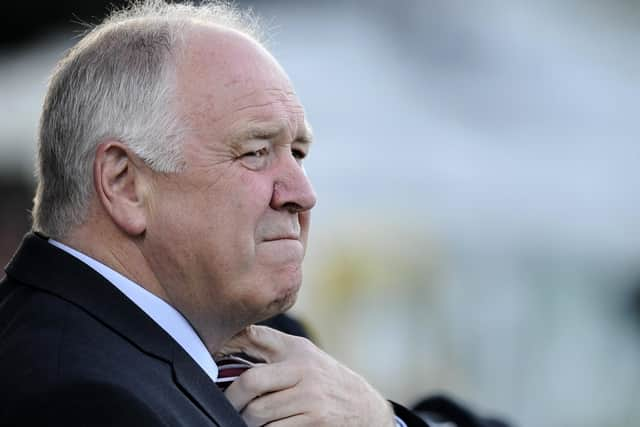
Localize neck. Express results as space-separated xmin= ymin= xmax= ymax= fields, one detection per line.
xmin=62 ymin=224 xmax=172 ymax=306
xmin=61 ymin=223 xmax=235 ymax=354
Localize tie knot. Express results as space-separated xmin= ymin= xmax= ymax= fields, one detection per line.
xmin=214 ymin=354 xmax=256 ymax=391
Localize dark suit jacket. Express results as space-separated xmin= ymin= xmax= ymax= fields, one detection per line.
xmin=0 ymin=233 xmax=246 ymax=426
xmin=0 ymin=233 xmax=432 ymax=427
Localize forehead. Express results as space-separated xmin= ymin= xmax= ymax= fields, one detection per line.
xmin=175 ymin=25 xmax=306 ymax=134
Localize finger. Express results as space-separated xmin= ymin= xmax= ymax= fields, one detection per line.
xmin=241 ymin=387 xmax=308 ymax=427
xmin=224 ymin=362 xmax=301 ymax=412
xmin=218 ymin=325 xmax=308 ymax=364
xmin=217 ymin=325 xmax=282 ymax=362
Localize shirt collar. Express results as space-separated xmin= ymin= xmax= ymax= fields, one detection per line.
xmin=48 ymin=239 xmax=219 ymax=382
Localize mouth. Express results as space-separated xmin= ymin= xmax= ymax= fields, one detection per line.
xmin=262 ymin=235 xmax=300 ymax=242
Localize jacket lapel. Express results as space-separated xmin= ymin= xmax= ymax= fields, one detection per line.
xmin=5 ymin=233 xmax=174 ymax=361
xmin=4 ymin=233 xmax=247 ymax=427
xmin=173 ymin=346 xmax=248 ymax=427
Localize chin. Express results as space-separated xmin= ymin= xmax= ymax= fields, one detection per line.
xmin=275 ymin=286 xmax=299 ymax=311
xmin=259 ymin=277 xmax=300 ymax=321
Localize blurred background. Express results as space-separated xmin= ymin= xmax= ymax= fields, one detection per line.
xmin=2 ymin=1 xmax=640 ymax=425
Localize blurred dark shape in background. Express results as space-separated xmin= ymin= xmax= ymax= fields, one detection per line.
xmin=2 ymin=0 xmax=277 ymax=48
xmin=2 ymin=1 xmax=129 ymax=48
xmin=0 ymin=176 xmax=33 ymax=274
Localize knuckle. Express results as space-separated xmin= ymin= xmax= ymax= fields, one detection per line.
xmin=242 ymin=406 xmax=266 ymax=427
xmin=235 ymin=368 xmax=264 ymax=394
xmin=244 ymin=399 xmax=266 ymax=418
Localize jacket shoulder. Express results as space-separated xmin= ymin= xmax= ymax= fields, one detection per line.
xmin=0 ymin=279 xmax=167 ymax=394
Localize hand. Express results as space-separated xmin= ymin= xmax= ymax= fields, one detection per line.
xmin=217 ymin=325 xmax=396 ymax=427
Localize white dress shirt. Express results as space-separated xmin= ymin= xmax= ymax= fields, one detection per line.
xmin=49 ymin=239 xmax=219 ymax=382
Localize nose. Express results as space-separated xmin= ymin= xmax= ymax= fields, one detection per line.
xmin=270 ymin=155 xmax=317 ymax=213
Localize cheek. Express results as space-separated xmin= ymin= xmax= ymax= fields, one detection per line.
xmin=240 ymin=170 xmax=273 ymax=195
xmin=234 ymin=172 xmax=274 ymax=219
xmin=209 ymin=179 xmax=269 ymax=267
xmin=299 ymin=211 xmax=311 ymax=244
xmin=150 ymin=192 xmax=193 ymax=238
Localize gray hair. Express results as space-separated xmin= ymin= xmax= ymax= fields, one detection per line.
xmin=32 ymin=0 xmax=263 ymax=238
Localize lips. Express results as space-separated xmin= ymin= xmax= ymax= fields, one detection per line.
xmin=262 ymin=235 xmax=299 ymax=242
xmin=257 ymin=220 xmax=301 ymax=243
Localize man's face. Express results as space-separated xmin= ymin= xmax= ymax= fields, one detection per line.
xmin=143 ymin=26 xmax=316 ymax=341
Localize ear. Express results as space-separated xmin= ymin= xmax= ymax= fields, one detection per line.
xmin=93 ymin=141 xmax=148 ymax=236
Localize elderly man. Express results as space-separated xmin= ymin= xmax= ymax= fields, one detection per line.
xmin=0 ymin=1 xmax=426 ymax=426
xmin=0 ymin=2 xmax=510 ymax=427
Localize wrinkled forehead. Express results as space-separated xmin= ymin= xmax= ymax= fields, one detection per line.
xmin=175 ymin=24 xmax=306 ymax=131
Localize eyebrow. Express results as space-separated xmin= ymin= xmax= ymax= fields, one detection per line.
xmin=229 ymin=121 xmax=314 ymax=146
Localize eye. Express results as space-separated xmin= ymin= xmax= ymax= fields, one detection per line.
xmin=238 ymin=146 xmax=270 ymax=170
xmin=292 ymin=148 xmax=307 ymax=160
xmin=242 ymin=147 xmax=269 ymax=158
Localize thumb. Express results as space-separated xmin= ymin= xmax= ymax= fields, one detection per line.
xmin=216 ymin=325 xmax=294 ymax=363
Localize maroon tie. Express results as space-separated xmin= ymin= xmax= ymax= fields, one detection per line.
xmin=215 ymin=354 xmax=256 ymax=391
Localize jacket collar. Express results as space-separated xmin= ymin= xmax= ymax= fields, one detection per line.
xmin=4 ymin=232 xmax=246 ymax=427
